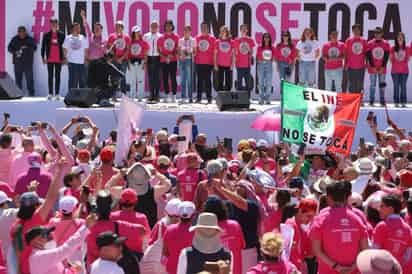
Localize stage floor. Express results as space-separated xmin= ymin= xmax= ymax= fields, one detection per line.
xmin=1 ymin=97 xmax=411 ymax=149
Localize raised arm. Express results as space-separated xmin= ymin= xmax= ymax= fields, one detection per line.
xmin=49 ymin=124 xmax=75 ymax=166
xmin=153 ymin=171 xmax=172 ymax=201
xmin=214 ymin=183 xmax=248 ymax=211
xmin=39 ymin=126 xmax=58 ymax=160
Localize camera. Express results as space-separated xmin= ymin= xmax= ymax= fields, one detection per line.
xmin=3 ymin=113 xmax=10 ymax=120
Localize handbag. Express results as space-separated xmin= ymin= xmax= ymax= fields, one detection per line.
xmin=139 ymin=220 xmax=167 ymax=274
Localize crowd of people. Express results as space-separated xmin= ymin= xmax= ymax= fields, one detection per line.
xmin=0 ymin=110 xmax=411 ymax=274
xmin=7 ymin=17 xmax=411 ymax=106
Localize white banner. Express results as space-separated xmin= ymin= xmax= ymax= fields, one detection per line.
xmin=2 ymin=0 xmax=412 ymax=102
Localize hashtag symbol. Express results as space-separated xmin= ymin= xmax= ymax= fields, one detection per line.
xmin=32 ymin=1 xmax=55 ymax=43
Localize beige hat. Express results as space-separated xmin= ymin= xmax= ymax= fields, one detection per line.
xmin=189 ymin=213 xmax=222 ymax=232
xmin=313 ymin=176 xmax=336 ymax=194
xmin=354 ymin=158 xmax=377 ymax=175
xmin=357 ymin=249 xmax=401 ymax=274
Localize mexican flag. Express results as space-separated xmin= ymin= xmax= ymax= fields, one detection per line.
xmin=281 ymin=81 xmax=362 ymax=155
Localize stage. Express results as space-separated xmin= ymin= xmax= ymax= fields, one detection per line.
xmin=1 ymin=97 xmax=411 ymax=149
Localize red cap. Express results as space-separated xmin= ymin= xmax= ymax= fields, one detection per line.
xmin=298 ymin=198 xmax=318 ymax=213
xmin=400 ymin=170 xmax=412 ymax=188
xmin=78 ymin=149 xmax=91 ymax=159
xmin=100 ymin=147 xmax=114 ymax=162
xmin=120 ymin=188 xmax=138 ymax=204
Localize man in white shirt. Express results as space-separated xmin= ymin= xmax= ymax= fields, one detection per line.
xmin=63 ymin=22 xmax=89 ymax=91
xmin=0 ymin=191 xmax=17 ymax=257
xmin=91 ymin=231 xmax=125 ymax=274
xmin=143 ymin=21 xmax=162 ymax=103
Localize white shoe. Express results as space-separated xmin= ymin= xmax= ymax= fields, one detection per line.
xmin=55 ymin=95 xmax=61 ymax=101
xmin=162 ymin=97 xmax=168 ymax=103
xmin=171 ymin=95 xmax=176 ymax=103
xmin=47 ymin=95 xmax=52 ymax=100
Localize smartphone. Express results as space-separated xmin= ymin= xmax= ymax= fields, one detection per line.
xmin=162 ymin=127 xmax=168 ymax=133
xmin=392 ymin=152 xmax=404 ymax=159
xmin=278 ymin=158 xmax=288 ymax=166
xmin=366 ymin=111 xmax=374 ymax=121
xmin=384 ymin=159 xmax=392 ymax=169
xmin=203 ymin=261 xmax=220 ymax=272
xmin=223 ymin=138 xmax=232 ymax=150
xmin=297 ymin=143 xmax=306 ymax=156
xmin=146 ymin=128 xmax=153 ymax=135
xmin=30 ymin=121 xmax=38 ymax=127
xmin=77 ymin=117 xmax=88 ymax=123
xmin=82 ymin=185 xmax=90 ymax=195
xmin=407 ymin=152 xmax=412 ymax=162
xmin=181 ymin=115 xmax=192 ymax=121
xmin=177 ymin=136 xmax=187 ymax=142
xmin=373 ymin=116 xmax=377 ymax=125
xmin=3 ymin=113 xmax=10 ymax=120
xmin=141 ymin=131 xmax=147 ymax=137
xmin=408 ymin=131 xmax=412 ymax=137
xmin=27 ymin=126 xmax=38 ymax=131
xmin=359 ymin=137 xmax=365 ymax=146
xmin=40 ymin=122 xmax=48 ymax=129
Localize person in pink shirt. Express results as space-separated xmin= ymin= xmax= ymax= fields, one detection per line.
xmin=262 ymin=189 xmax=290 ymax=233
xmin=177 ymin=153 xmax=206 ymax=201
xmin=107 ymin=21 xmax=131 ymax=93
xmin=366 ymin=27 xmax=390 ymax=106
xmin=310 ymin=181 xmax=369 ymax=274
xmin=203 ymin=196 xmax=246 ymax=274
xmin=162 ymin=201 xmax=196 ymax=274
xmin=285 ymin=198 xmax=317 ymax=273
xmin=0 ymin=133 xmax=15 ymax=184
xmin=41 ymin=17 xmax=65 ymax=100
xmin=85 ymin=190 xmax=145 ymax=269
xmin=195 ymin=22 xmax=216 ymax=103
xmin=372 ymin=194 xmax=412 ymax=272
xmin=80 ymin=10 xmax=106 ymax=62
xmin=234 ymin=24 xmax=255 ymax=92
xmin=157 ymin=20 xmax=179 ymax=103
xmin=390 ymin=32 xmax=410 ymax=107
xmin=275 ymin=30 xmax=297 ymax=83
xmin=256 ymin=33 xmax=275 ymax=105
xmin=344 ymin=23 xmax=368 ymax=93
xmin=129 ymin=26 xmax=149 ymax=101
xmin=110 ymin=188 xmax=151 ymax=257
xmin=322 ymin=30 xmax=345 ymax=92
xmin=28 ymin=220 xmax=93 ymax=274
xmin=9 ymin=136 xmax=35 ymax=190
xmin=247 ymin=232 xmax=298 ymax=274
xmin=214 ymin=25 xmax=234 ymax=92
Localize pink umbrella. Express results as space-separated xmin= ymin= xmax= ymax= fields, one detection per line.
xmin=251 ymin=112 xmax=281 ymax=132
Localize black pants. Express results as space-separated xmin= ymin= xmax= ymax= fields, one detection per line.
xmin=47 ymin=63 xmax=61 ymax=95
xmin=196 ymin=64 xmax=213 ymax=101
xmin=147 ymin=56 xmax=161 ymax=99
xmin=162 ymin=61 xmax=177 ymax=95
xmin=217 ymin=66 xmax=232 ymax=91
xmin=14 ymin=62 xmax=34 ymax=96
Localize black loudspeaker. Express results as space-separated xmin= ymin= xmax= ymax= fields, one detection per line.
xmin=64 ymin=88 xmax=97 ymax=107
xmin=0 ymin=72 xmax=24 ymax=100
xmin=216 ymin=91 xmax=250 ymax=111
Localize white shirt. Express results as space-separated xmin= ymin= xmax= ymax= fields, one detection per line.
xmin=0 ymin=208 xmax=17 ymax=256
xmin=91 ymin=258 xmax=125 ymax=274
xmin=178 ymin=37 xmax=196 ymax=59
xmin=143 ymin=32 xmax=162 ymax=56
xmin=297 ymin=40 xmax=320 ymax=61
xmin=63 ymin=34 xmax=89 ymax=64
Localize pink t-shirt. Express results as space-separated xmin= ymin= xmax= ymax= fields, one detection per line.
xmin=129 ymin=39 xmax=149 ymax=59
xmin=390 ymin=46 xmax=410 ymax=74
xmin=246 ymin=259 xmax=297 ymax=274
xmin=148 ymin=219 xmax=168 ymax=246
xmin=48 ymin=218 xmax=85 ymax=246
xmin=373 ymin=215 xmax=412 ymax=272
xmin=220 ymin=220 xmax=246 ymax=274
xmin=0 ymin=149 xmax=13 ymax=184
xmin=9 ymin=151 xmax=31 ymax=190
xmin=48 ymin=31 xmax=61 ymax=63
xmin=322 ymin=41 xmax=345 ymax=70
xmin=262 ymin=207 xmax=282 ymax=234
xmin=110 ymin=210 xmax=151 ymax=253
xmin=255 ymin=158 xmax=276 ymax=174
xmin=157 ymin=33 xmax=179 ymax=63
xmin=234 ymin=37 xmax=256 ymax=68
xmin=86 ymin=220 xmax=144 ymax=267
xmin=177 ymin=168 xmax=205 ymax=202
xmin=215 ymin=39 xmax=234 ymax=67
xmin=367 ymin=39 xmax=390 ymax=73
xmin=195 ymin=35 xmax=216 ymax=65
xmin=163 ymin=222 xmax=194 ymax=274
xmin=344 ymin=36 xmax=368 ymax=69
xmin=256 ymin=46 xmax=275 ymax=62
xmin=107 ymin=32 xmax=131 ymax=58
xmin=310 ymin=207 xmax=368 ymax=274
xmin=275 ymin=43 xmax=297 ymax=64
xmin=285 ymin=217 xmax=311 ymax=271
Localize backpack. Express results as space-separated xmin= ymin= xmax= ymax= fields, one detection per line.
xmin=113 ymin=221 xmax=140 ymax=274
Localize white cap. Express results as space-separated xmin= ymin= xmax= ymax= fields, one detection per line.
xmin=71 ymin=166 xmax=84 ymax=175
xmin=257 ymin=139 xmax=269 ymax=149
xmin=0 ymin=191 xmax=11 ymax=204
xmin=178 ymin=201 xmax=196 ymax=219
xmin=115 ymin=20 xmax=124 ymax=27
xmin=165 ymin=198 xmax=181 ymax=216
xmin=132 ymin=25 xmax=141 ymax=33
xmin=59 ymin=196 xmax=78 ymax=214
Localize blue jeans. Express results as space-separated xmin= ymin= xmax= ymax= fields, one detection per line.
xmin=369 ymin=73 xmax=386 ymax=104
xmin=391 ymin=73 xmax=408 ymax=104
xmin=257 ymin=62 xmax=273 ymax=102
xmin=179 ymin=58 xmax=193 ymax=99
xmin=236 ymin=67 xmax=251 ymax=91
xmin=299 ymin=60 xmax=316 ymax=87
xmin=324 ymin=68 xmax=343 ymax=92
xmin=277 ymin=61 xmax=293 ymax=81
xmin=68 ymin=63 xmax=86 ymax=90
